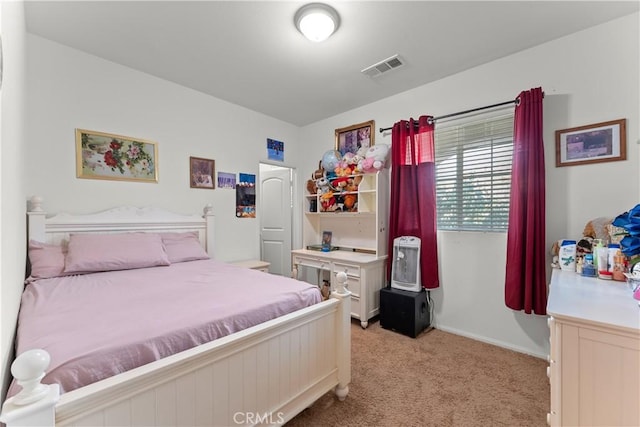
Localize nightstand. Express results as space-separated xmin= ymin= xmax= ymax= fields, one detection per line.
xmin=231 ymin=259 xmax=270 ymax=273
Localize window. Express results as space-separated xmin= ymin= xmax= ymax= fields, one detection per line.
xmin=435 ymin=111 xmax=514 ymax=232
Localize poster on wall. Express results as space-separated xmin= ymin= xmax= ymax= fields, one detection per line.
xmin=236 ymin=173 xmax=256 ymax=218
xmin=267 ymin=138 xmax=284 ymax=161
xmin=217 ymin=172 xmax=236 ymax=189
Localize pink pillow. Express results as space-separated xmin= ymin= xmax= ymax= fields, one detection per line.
xmin=160 ymin=232 xmax=210 ymax=263
xmin=28 ymin=240 xmax=67 ymax=279
xmin=64 ymin=233 xmax=170 ymax=274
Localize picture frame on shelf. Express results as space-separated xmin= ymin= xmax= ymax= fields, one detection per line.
xmin=76 ymin=129 xmax=158 ymax=183
xmin=335 ymin=120 xmax=375 ymax=156
xmin=322 ymin=231 xmax=333 ymax=251
xmin=555 ymin=118 xmax=626 ymax=167
xmin=189 ymin=156 xmax=215 ymax=189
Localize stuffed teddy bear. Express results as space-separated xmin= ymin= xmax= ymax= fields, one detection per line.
xmin=583 ymin=217 xmax=612 ymax=241
xmin=306 ymin=179 xmax=317 ymax=194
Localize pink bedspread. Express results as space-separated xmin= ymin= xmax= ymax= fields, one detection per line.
xmin=10 ymin=260 xmax=321 ymax=395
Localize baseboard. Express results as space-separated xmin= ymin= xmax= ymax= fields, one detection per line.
xmin=432 ymin=324 xmax=548 ymax=360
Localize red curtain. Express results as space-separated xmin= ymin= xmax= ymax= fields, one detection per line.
xmin=504 ymin=87 xmax=546 ymax=314
xmin=388 ymin=116 xmax=439 ymax=289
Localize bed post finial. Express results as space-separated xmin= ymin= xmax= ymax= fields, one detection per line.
xmin=10 ymin=349 xmax=51 ymax=405
xmin=335 ymin=271 xmax=348 ymax=294
xmin=28 ymin=197 xmax=47 ymax=243
xmin=29 ymin=196 xmax=44 ymax=212
xmin=0 ymin=349 xmax=60 ymax=427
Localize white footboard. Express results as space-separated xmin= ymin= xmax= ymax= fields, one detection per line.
xmin=2 ymin=291 xmax=351 ymax=427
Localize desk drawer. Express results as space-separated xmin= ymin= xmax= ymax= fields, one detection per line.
xmin=333 ymin=262 xmax=360 ymax=277
xmin=293 ymin=256 xmax=330 ymax=271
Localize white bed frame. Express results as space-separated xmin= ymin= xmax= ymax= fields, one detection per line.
xmin=1 ymin=197 xmax=351 ymax=427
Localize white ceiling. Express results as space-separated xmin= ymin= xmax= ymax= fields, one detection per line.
xmin=24 ymin=1 xmax=639 ymax=126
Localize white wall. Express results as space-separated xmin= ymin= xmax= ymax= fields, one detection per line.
xmin=0 ymin=0 xmax=27 ymax=399
xmin=299 ymin=13 xmax=639 ymax=358
xmin=25 ymin=35 xmax=301 ymax=263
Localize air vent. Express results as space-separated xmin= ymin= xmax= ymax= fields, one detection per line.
xmin=361 ymin=54 xmax=404 ymax=78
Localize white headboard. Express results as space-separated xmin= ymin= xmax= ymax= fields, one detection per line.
xmin=27 ymin=196 xmax=216 ymax=258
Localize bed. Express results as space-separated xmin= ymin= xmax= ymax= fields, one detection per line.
xmin=0 ymin=197 xmax=351 ymax=427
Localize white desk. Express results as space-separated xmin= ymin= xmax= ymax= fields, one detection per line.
xmin=292 ymin=249 xmax=387 ymax=328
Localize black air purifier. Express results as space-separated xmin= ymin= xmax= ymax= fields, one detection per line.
xmin=379 ymin=287 xmax=430 ymax=338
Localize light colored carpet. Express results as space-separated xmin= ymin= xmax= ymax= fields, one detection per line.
xmin=286 ymin=319 xmax=549 ymax=426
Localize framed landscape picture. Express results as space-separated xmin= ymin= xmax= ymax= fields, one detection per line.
xmin=555 ymin=119 xmax=626 ymax=167
xmin=76 ymin=129 xmax=158 ymax=183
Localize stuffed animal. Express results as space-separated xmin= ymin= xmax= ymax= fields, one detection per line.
xmin=359 ymin=144 xmax=390 ymax=173
xmin=321 ymin=280 xmax=331 ymax=300
xmin=343 ymin=184 xmax=358 ymax=211
xmin=320 ymin=191 xmax=337 ymax=212
xmin=316 ymin=177 xmax=331 ymax=194
xmin=358 ymin=157 xmax=376 ymax=173
xmin=550 ymin=239 xmax=562 ymax=268
xmin=334 ymin=152 xmax=360 ymax=177
xmin=321 ymin=150 xmax=342 ymax=180
xmin=331 ymin=176 xmax=350 ymax=192
xmin=583 ymin=217 xmax=612 ymax=241
xmin=311 ymin=161 xmax=324 ymax=180
xmin=306 ymin=179 xmax=317 ymax=194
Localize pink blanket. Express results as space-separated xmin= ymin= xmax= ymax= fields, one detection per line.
xmin=10 ymin=260 xmax=321 ymax=395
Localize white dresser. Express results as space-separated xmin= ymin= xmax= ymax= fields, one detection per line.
xmin=546 ymin=269 xmax=640 ymax=426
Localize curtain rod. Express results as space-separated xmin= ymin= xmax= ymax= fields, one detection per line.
xmin=378 ymin=98 xmax=517 ymax=133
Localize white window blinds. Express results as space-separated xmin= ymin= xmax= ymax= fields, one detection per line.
xmin=434 ymin=111 xmax=514 ymax=232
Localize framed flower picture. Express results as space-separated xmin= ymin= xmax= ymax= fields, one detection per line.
xmin=76 ymin=129 xmax=158 ymax=183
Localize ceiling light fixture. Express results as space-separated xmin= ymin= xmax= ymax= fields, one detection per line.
xmin=294 ymin=3 xmax=340 ymax=42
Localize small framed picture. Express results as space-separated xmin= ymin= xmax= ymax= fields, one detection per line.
xmin=555 ymin=119 xmax=626 ymax=167
xmin=335 ymin=120 xmax=375 ymax=156
xmin=322 ymin=230 xmax=332 ymax=251
xmin=189 ymin=157 xmax=215 ymax=189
